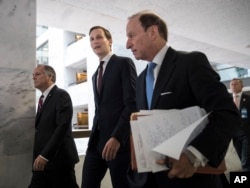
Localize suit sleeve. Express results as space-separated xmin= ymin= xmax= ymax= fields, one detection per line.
xmin=186 ymin=52 xmax=241 ymax=167
xmin=111 ymin=58 xmax=137 ymax=145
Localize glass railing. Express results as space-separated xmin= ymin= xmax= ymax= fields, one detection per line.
xmin=215 ymin=64 xmax=250 ymax=81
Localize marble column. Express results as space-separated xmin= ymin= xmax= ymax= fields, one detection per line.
xmin=0 ymin=0 xmax=36 ymax=187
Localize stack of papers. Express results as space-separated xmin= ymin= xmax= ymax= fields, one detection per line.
xmin=130 ymin=106 xmax=209 ymax=173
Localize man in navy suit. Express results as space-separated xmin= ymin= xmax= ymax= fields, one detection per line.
xmin=81 ymin=26 xmax=137 ymax=188
xmin=126 ymin=10 xmax=241 ymax=188
xmin=230 ymin=78 xmax=250 ymax=171
xmin=29 ymin=64 xmax=79 ymax=188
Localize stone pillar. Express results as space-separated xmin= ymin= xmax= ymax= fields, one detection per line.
xmin=0 ymin=0 xmax=36 ymax=187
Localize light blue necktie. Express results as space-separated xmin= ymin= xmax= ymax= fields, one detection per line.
xmin=146 ymin=62 xmax=156 ymax=109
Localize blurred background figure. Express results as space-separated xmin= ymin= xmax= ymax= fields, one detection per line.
xmin=230 ymin=78 xmax=250 ymax=171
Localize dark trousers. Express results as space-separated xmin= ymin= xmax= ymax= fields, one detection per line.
xmin=128 ymin=170 xmax=225 ymax=188
xmin=81 ymin=143 xmax=130 ymax=188
xmin=233 ymin=128 xmax=250 ymax=171
xmin=28 ymin=166 xmax=79 ymax=188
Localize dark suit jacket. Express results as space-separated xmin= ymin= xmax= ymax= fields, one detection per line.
xmin=34 ymin=85 xmax=79 ymax=170
xmin=135 ymin=47 xmax=241 ymax=187
xmin=239 ymin=93 xmax=250 ymax=138
xmin=88 ymin=54 xmax=137 ymax=152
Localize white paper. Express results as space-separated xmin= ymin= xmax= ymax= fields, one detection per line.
xmin=131 ymin=120 xmax=152 ymax=172
xmin=130 ymin=106 xmax=208 ymax=172
xmin=152 ymin=113 xmax=208 ymax=159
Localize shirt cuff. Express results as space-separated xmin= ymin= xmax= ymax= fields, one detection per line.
xmin=39 ymin=155 xmax=49 ymax=162
xmin=186 ymin=146 xmax=208 ymax=167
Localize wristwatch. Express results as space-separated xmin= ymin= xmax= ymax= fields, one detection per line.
xmin=184 ymin=150 xmax=201 ymax=168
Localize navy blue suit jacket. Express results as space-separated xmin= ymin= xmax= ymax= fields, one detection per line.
xmin=88 ymin=54 xmax=137 ymax=152
xmin=238 ymin=93 xmax=250 ymax=140
xmin=133 ymin=47 xmax=240 ymax=187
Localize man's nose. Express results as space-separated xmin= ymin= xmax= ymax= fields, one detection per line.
xmin=126 ymin=40 xmax=131 ymax=49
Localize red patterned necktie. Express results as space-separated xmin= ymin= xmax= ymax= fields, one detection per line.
xmin=97 ymin=61 xmax=104 ymax=94
xmin=37 ymin=95 xmax=44 ymax=112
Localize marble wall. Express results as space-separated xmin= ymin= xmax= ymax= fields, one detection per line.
xmin=0 ymin=0 xmax=36 ymax=187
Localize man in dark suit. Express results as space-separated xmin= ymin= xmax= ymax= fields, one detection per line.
xmin=126 ymin=10 xmax=241 ymax=188
xmin=230 ymin=78 xmax=250 ymax=171
xmin=29 ymin=64 xmax=79 ymax=188
xmin=81 ymin=26 xmax=137 ymax=188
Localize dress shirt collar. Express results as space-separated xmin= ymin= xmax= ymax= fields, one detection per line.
xmin=151 ymin=43 xmax=169 ymax=67
xmin=147 ymin=43 xmax=169 ymax=82
xmin=99 ymin=52 xmax=113 ymax=70
xmin=41 ymin=83 xmax=56 ymax=102
xmin=233 ymin=91 xmax=242 ymax=99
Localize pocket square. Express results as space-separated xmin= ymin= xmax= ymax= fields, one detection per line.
xmin=160 ymin=92 xmax=172 ymax=96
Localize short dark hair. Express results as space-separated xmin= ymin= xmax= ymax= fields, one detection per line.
xmin=129 ymin=10 xmax=168 ymax=41
xmin=231 ymin=78 xmax=243 ymax=85
xmin=89 ymin=26 xmax=112 ymax=40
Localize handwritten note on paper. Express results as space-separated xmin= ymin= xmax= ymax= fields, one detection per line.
xmin=130 ymin=110 xmax=174 ymax=172
xmin=152 ymin=113 xmax=209 ymax=159
xmin=130 ymin=120 xmax=152 ymax=172
xmin=130 ymin=106 xmax=208 ymax=173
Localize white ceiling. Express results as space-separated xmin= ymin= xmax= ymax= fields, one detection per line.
xmin=37 ymin=0 xmax=250 ymax=69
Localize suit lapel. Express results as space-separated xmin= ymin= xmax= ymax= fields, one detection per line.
xmin=35 ymin=86 xmax=56 ymax=125
xmin=137 ymin=69 xmax=148 ymax=109
xmin=92 ymin=69 xmax=99 ymax=96
xmin=151 ymin=47 xmax=176 ymax=108
xmin=101 ymin=55 xmax=115 ymax=88
xmin=240 ymin=94 xmax=248 ymax=108
xmin=98 ymin=55 xmax=116 ymax=97
xmin=92 ymin=55 xmax=116 ymax=102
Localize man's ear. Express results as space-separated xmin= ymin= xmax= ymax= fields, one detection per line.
xmin=109 ymin=38 xmax=112 ymax=45
xmin=149 ymin=25 xmax=158 ymax=39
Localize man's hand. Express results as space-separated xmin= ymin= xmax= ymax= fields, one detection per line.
xmin=102 ymin=137 xmax=120 ymax=161
xmin=33 ymin=155 xmax=48 ymax=171
xmin=156 ymin=152 xmax=197 ymax=179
